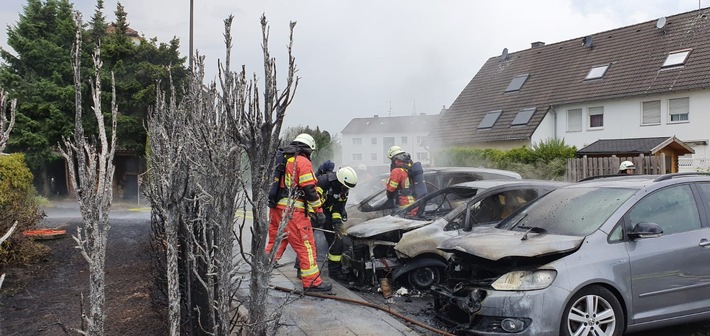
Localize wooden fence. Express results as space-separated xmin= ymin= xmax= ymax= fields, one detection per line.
xmin=565 ymin=154 xmax=667 ymax=182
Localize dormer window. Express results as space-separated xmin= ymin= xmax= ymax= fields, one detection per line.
xmin=662 ymin=49 xmax=691 ymax=68
xmin=505 ymin=74 xmax=529 ymax=92
xmin=478 ymin=110 xmax=502 ymax=129
xmin=585 ymin=64 xmax=609 ymax=80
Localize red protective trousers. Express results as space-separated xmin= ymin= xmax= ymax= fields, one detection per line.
xmin=266 ymin=207 xmax=323 ymax=288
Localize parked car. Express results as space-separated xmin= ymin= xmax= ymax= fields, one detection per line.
xmin=433 ymin=173 xmax=710 ymax=336
xmin=342 ymin=179 xmax=567 ymax=289
xmin=344 ymin=167 xmax=522 ymax=228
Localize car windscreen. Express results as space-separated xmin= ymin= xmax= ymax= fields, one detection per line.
xmin=396 ymin=186 xmax=480 ymax=220
xmin=497 ymin=187 xmax=636 ymax=236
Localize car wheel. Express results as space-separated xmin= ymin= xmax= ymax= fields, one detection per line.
xmin=407 ymin=266 xmax=441 ymax=289
xmin=561 ymin=285 xmax=624 ymax=336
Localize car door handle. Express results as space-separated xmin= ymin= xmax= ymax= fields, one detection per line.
xmin=699 ymin=239 xmax=710 ymax=247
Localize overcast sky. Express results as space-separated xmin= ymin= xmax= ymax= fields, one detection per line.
xmin=0 ymin=0 xmax=705 ymax=135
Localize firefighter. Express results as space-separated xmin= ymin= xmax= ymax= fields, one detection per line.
xmin=316 ymin=166 xmax=358 ymax=281
xmin=385 ymin=145 xmax=416 ymax=208
xmin=266 ymin=133 xmax=332 ymax=292
xmin=618 ymin=161 xmax=636 ymax=175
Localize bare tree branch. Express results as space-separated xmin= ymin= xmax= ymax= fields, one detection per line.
xmin=0 ymin=89 xmax=16 ymax=154
xmin=58 ymin=12 xmax=117 ymax=335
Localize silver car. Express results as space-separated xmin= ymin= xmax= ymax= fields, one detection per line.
xmin=434 ymin=173 xmax=710 ymax=336
xmin=345 ymin=167 xmax=522 ymax=227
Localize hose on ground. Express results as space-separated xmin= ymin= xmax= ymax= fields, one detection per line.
xmin=271 ymin=285 xmax=455 ymax=336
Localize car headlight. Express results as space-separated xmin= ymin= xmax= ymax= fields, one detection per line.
xmin=491 ymin=270 xmax=557 ymax=291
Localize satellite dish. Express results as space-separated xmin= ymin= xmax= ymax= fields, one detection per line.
xmin=501 ymin=48 xmax=509 ymax=60
xmin=656 ymin=16 xmax=667 ymax=29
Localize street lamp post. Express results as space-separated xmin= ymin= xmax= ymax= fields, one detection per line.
xmin=189 ymin=0 xmax=194 ymax=70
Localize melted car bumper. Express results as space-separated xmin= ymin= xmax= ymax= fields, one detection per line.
xmin=433 ymin=284 xmax=570 ymax=336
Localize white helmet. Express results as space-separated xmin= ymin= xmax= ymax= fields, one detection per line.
xmin=357 ymin=163 xmax=368 ymax=171
xmin=387 ymin=145 xmax=405 ymax=159
xmin=619 ymin=161 xmax=635 ymax=170
xmin=336 ymin=166 xmax=358 ymax=188
xmin=292 ymin=133 xmax=316 ymax=150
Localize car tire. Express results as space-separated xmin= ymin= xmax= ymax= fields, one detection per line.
xmin=407 ymin=266 xmax=441 ymax=289
xmin=560 ymin=285 xmax=625 ymax=336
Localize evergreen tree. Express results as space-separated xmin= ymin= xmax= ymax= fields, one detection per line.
xmin=0 ymin=0 xmax=77 ymax=193
xmin=87 ymin=0 xmax=108 ymax=47
xmin=0 ymin=0 xmax=188 ymax=193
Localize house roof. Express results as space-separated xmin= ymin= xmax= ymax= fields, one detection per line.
xmin=433 ymin=8 xmax=710 ymax=147
xmin=576 ymin=136 xmax=695 ymax=156
xmin=341 ymin=114 xmax=439 ymax=134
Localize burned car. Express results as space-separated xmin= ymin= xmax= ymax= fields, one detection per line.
xmin=344 ymin=167 xmax=522 ymax=228
xmin=342 ymin=179 xmax=567 ymax=289
xmin=433 ymin=173 xmax=710 ymax=336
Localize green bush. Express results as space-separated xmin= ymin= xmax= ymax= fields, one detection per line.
xmin=0 ymin=154 xmax=48 ymax=265
xmin=439 ymin=138 xmax=576 ymax=180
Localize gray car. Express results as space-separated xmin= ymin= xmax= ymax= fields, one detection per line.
xmin=433 ymin=173 xmax=710 ymax=336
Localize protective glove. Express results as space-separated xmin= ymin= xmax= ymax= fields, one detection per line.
xmin=333 ymin=221 xmax=344 ymax=237
xmin=311 ymin=212 xmax=326 ymax=228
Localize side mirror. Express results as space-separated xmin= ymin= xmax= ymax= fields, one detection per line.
xmin=628 ymin=221 xmax=663 ymax=240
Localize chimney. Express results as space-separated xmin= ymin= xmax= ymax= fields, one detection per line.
xmin=531 ymin=41 xmax=545 ymax=48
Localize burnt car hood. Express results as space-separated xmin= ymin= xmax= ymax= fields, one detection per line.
xmin=345 ymin=215 xmax=434 ymax=238
xmin=437 ymin=228 xmax=584 ymax=261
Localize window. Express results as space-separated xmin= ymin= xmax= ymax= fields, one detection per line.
xmin=567 ymin=109 xmax=582 ymax=132
xmin=383 ymin=137 xmax=394 ymax=164
xmin=352 ymin=138 xmax=362 ymax=145
xmin=478 ymin=110 xmax=502 ymax=129
xmin=669 ymin=97 xmax=689 ymax=122
xmin=417 ymin=152 xmax=429 ymax=160
xmin=628 ymin=185 xmax=701 ymax=235
xmin=585 ymin=64 xmax=609 ymax=80
xmin=417 ymin=136 xmax=423 ymax=144
xmin=698 ymin=184 xmax=710 ymax=209
xmin=401 ymin=136 xmax=408 ymax=144
xmin=371 ymin=137 xmax=377 ymax=145
xmin=467 ymin=189 xmax=540 ymax=226
xmin=511 ymin=107 xmax=535 ymax=126
xmin=662 ymin=49 xmax=691 ymax=68
xmin=371 ymin=153 xmax=377 ymax=161
xmin=353 ymin=153 xmax=362 ymax=161
xmin=641 ymin=100 xmax=661 ymax=125
xmin=505 ymin=74 xmax=529 ymax=92
xmin=589 ymin=106 xmax=604 ymax=128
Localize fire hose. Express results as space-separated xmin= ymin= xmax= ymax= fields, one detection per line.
xmin=271 ymin=285 xmax=455 ymax=336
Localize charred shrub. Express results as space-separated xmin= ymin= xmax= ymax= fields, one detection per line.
xmin=0 ymin=153 xmax=48 ymax=265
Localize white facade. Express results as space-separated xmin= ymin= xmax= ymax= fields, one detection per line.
xmin=341 ymin=132 xmax=431 ymax=174
xmin=532 ymin=89 xmax=710 ymax=160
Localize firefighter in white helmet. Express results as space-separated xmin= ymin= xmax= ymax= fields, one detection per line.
xmin=385 ymin=145 xmax=415 ymax=208
xmin=315 ymin=166 xmax=358 ymax=280
xmin=266 ymin=133 xmax=332 ymax=292
xmin=618 ymin=161 xmax=636 ymax=175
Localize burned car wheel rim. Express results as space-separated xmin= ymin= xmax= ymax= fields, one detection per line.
xmin=565 ymin=293 xmax=617 ymax=336
xmin=408 ymin=267 xmax=440 ymax=289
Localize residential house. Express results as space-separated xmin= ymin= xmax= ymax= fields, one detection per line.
xmin=432 ymin=8 xmax=710 ymax=171
xmin=341 ymin=114 xmax=438 ymax=174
